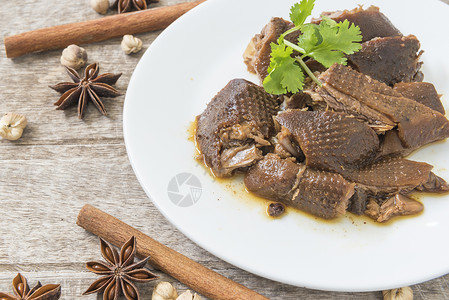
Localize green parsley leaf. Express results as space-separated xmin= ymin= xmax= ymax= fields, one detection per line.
xmin=262 ymin=2 xmax=362 ymax=94
xmin=263 ymin=43 xmax=305 ymax=94
xmin=290 ymin=0 xmax=315 ymax=26
xmin=300 ymin=17 xmax=362 ymax=68
xmin=296 ymin=23 xmax=321 ymax=53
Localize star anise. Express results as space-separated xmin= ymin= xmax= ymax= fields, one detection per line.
xmin=112 ymin=0 xmax=159 ymax=14
xmin=0 ymin=273 xmax=61 ymax=300
xmin=83 ymin=236 xmax=158 ymax=300
xmin=49 ymin=63 xmax=122 ymax=119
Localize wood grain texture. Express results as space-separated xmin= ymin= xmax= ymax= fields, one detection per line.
xmin=4 ymin=0 xmax=206 ymax=58
xmin=0 ymin=0 xmax=448 ymax=299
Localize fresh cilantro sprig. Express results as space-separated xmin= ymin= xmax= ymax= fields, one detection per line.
xmin=263 ymin=0 xmax=362 ymax=95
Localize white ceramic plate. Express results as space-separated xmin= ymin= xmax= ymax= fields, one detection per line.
xmin=123 ymin=0 xmax=449 ymax=292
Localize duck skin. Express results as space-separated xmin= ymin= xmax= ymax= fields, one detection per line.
xmin=347 ymin=35 xmax=423 ymax=86
xmin=243 ymin=17 xmax=299 ymax=83
xmin=393 ymin=82 xmax=445 ymax=115
xmin=245 ymin=154 xmax=355 ymax=219
xmin=196 ymin=79 xmax=279 ymax=177
xmin=275 ymin=110 xmax=379 ymax=174
xmin=274 ymin=109 xmax=449 ymax=196
xmin=312 ymin=5 xmax=401 ymax=42
xmin=315 ymin=64 xmax=449 ymax=149
xmin=342 ymin=157 xmax=444 ymax=197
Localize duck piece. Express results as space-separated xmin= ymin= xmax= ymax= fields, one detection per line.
xmin=343 ymin=157 xmax=434 ymax=196
xmin=275 ymin=110 xmax=379 ymax=174
xmin=377 ymin=127 xmax=447 ymax=158
xmin=245 ymin=154 xmax=355 ymax=219
xmin=244 ymin=154 xmax=301 ymax=202
xmin=304 ymin=83 xmax=396 ymax=133
xmin=365 ymin=194 xmax=424 ymax=223
xmin=347 ymin=35 xmax=423 ymax=86
xmin=415 ymin=172 xmax=449 ymax=193
xmin=274 ymin=126 xmax=305 ymax=161
xmin=394 ymin=82 xmax=445 ymax=115
xmin=243 ymin=17 xmax=299 ymax=83
xmin=280 ymin=93 xmax=310 ymax=110
xmin=377 ymin=130 xmax=412 ymax=158
xmin=312 ymin=6 xmax=401 ymax=42
xmin=348 ymin=186 xmax=367 ymax=215
xmin=317 ymin=64 xmax=449 ymax=148
xmin=196 ymin=79 xmax=279 ymax=177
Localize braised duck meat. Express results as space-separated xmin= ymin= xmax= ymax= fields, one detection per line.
xmin=194 ymin=4 xmax=449 ymax=223
xmin=196 ymin=79 xmax=279 ymax=177
xmin=304 ymin=81 xmax=396 ymax=133
xmin=243 ymin=17 xmax=299 ymax=83
xmin=244 ymin=153 xmax=301 ymax=202
xmin=245 ymin=154 xmax=448 ymax=219
xmin=379 ymin=127 xmax=445 ymax=158
xmin=365 ymin=194 xmax=424 ymax=223
xmin=377 ymin=130 xmax=412 ymax=157
xmin=274 ymin=110 xmax=448 ymax=197
xmin=315 ymin=64 xmax=449 ymax=149
xmin=245 ymin=5 xmax=403 ymax=83
xmin=312 ymin=6 xmax=401 ymax=42
xmin=347 ymin=35 xmax=423 ymax=86
xmin=415 ymin=172 xmax=449 ymax=193
xmin=342 ymin=157 xmax=448 ymax=197
xmin=245 ymin=154 xmax=355 ymax=219
xmin=393 ymin=82 xmax=445 ymax=114
xmin=274 ymin=126 xmax=305 ymax=161
xmin=275 ymin=110 xmax=379 ymax=174
xmin=347 ymin=186 xmax=367 ymax=215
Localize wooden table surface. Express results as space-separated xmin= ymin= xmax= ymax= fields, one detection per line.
xmin=1 ymin=1 xmax=448 ymax=299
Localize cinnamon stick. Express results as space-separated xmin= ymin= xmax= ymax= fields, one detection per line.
xmin=77 ymin=204 xmax=270 ymax=300
xmin=4 ymin=0 xmax=205 ymax=58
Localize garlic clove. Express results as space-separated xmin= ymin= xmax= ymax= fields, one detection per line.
xmin=121 ymin=35 xmax=143 ymax=55
xmin=60 ymin=44 xmax=88 ymax=70
xmin=0 ymin=113 xmax=27 ymax=141
xmin=152 ymin=281 xmax=178 ymax=300
xmin=176 ymin=290 xmax=194 ymax=300
xmin=193 ymin=293 xmax=202 ymax=300
xmin=0 ymin=112 xmax=27 ymax=129
xmin=382 ymin=286 xmax=413 ymax=300
xmin=90 ymin=0 xmax=110 ymax=14
xmin=1 ymin=127 xmax=24 ymax=141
